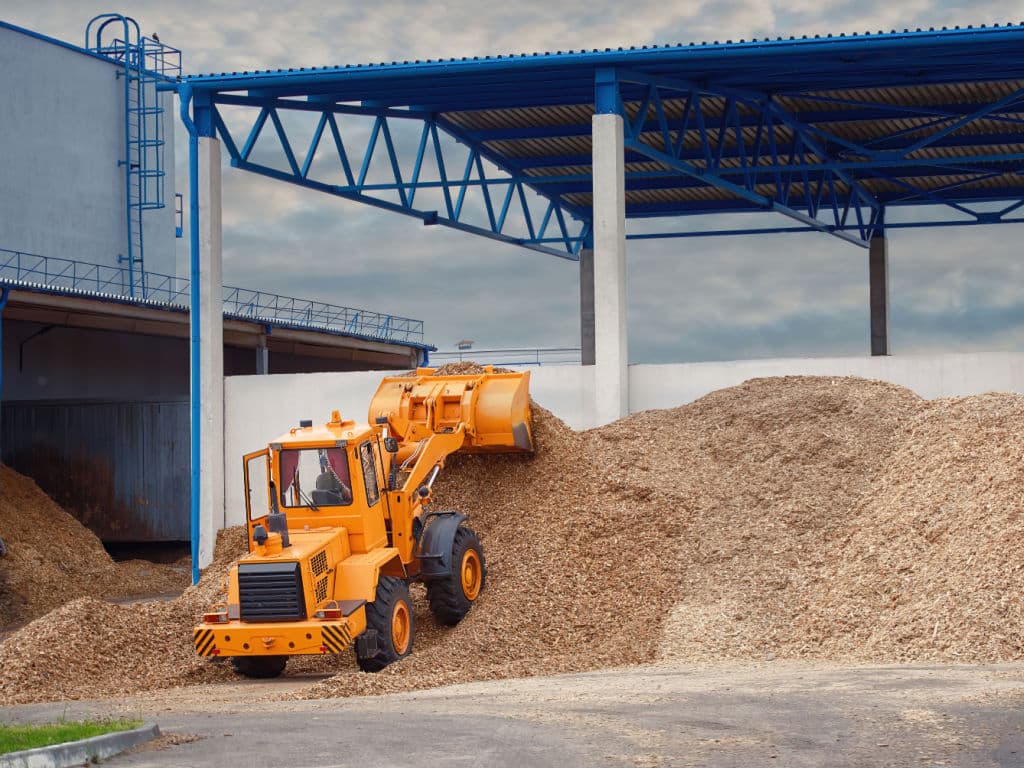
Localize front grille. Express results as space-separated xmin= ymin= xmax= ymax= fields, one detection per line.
xmin=238 ymin=562 xmax=306 ymax=621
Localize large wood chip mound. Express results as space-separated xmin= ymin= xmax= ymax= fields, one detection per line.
xmin=0 ymin=465 xmax=189 ymax=628
xmin=2 ymin=374 xmax=1024 ymax=705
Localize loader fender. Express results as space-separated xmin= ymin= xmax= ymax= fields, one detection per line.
xmin=336 ymin=548 xmax=406 ymax=602
xmin=417 ymin=511 xmax=467 ymax=580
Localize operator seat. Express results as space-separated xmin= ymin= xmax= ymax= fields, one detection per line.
xmin=312 ymin=471 xmax=351 ymax=506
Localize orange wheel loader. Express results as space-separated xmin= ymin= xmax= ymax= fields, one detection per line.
xmin=193 ymin=366 xmax=532 ymax=677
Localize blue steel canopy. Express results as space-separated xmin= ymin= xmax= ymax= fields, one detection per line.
xmin=180 ymin=25 xmax=1024 ymax=253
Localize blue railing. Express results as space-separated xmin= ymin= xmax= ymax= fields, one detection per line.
xmin=222 ymin=286 xmax=423 ymax=344
xmin=431 ymin=347 xmax=581 ymax=366
xmin=0 ymin=248 xmax=424 ymax=345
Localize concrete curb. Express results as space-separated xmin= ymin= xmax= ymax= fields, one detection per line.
xmin=0 ymin=723 xmax=160 ymax=768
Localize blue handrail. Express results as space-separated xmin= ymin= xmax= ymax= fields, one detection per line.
xmin=0 ymin=248 xmax=424 ymax=344
xmin=86 ymin=15 xmax=183 ymax=299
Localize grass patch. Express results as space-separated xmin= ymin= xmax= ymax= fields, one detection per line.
xmin=0 ymin=718 xmax=143 ymax=754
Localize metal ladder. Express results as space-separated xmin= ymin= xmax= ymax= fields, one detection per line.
xmin=86 ymin=14 xmax=181 ymax=299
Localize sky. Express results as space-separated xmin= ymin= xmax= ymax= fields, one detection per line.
xmin=5 ymin=0 xmax=1024 ymax=361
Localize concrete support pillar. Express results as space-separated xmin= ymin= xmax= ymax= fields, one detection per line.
xmin=869 ymin=232 xmax=889 ymax=356
xmin=592 ymin=113 xmax=628 ymax=423
xmin=256 ymin=331 xmax=269 ymax=375
xmin=197 ymin=137 xmax=224 ymax=568
xmin=579 ymin=248 xmax=595 ymax=366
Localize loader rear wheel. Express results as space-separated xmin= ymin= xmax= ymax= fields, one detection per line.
xmin=356 ymin=576 xmax=414 ymax=673
xmin=230 ymin=654 xmax=287 ymax=679
xmin=426 ymin=526 xmax=486 ymax=626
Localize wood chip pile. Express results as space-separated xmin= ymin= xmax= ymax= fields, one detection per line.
xmin=0 ymin=465 xmax=189 ymax=628
xmin=658 ymin=384 xmax=1024 ymax=663
xmin=3 ymin=371 xmax=1024 ymax=706
xmin=0 ymin=526 xmax=246 ymax=705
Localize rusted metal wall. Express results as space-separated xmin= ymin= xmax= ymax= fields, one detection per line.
xmin=1 ymin=400 xmax=189 ymax=541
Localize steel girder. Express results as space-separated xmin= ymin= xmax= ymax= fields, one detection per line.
xmin=204 ymin=93 xmax=591 ymax=260
xmin=590 ymin=68 xmax=1024 ymax=245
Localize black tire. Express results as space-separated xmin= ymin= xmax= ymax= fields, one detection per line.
xmin=356 ymin=576 xmax=414 ymax=672
xmin=426 ymin=525 xmax=486 ymax=626
xmin=230 ymin=654 xmax=287 ymax=679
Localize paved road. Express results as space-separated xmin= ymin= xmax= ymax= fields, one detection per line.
xmin=3 ymin=663 xmax=1023 ymax=767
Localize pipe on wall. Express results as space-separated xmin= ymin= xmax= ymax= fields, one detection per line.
xmin=179 ymin=84 xmax=202 ymax=586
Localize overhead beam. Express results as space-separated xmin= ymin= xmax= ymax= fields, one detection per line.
xmin=209 ymin=100 xmax=591 ymax=259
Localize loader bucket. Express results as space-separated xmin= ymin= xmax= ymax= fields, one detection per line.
xmin=369 ymin=367 xmax=533 ymax=453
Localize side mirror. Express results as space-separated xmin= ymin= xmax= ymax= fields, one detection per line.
xmin=383 ymin=437 xmax=398 ymax=453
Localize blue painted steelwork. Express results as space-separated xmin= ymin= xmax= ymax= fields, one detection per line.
xmin=606 ymin=68 xmax=882 ymax=246
xmin=0 ymin=248 xmax=424 ymax=345
xmin=87 ymin=15 xmax=182 ymax=298
xmin=179 ymin=83 xmax=202 ymax=585
xmin=179 ymin=24 xmax=1024 ymax=248
xmin=206 ymin=96 xmax=590 ymax=259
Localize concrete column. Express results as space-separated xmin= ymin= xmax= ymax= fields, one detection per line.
xmin=198 ymin=137 xmax=224 ymax=568
xmin=592 ymin=114 xmax=628 ymax=423
xmin=869 ymin=233 xmax=889 ymax=356
xmin=579 ymin=248 xmax=595 ymax=366
xmin=256 ymin=331 xmax=269 ymax=375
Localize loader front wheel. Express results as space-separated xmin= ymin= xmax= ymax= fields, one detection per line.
xmin=426 ymin=525 xmax=486 ymax=626
xmin=356 ymin=576 xmax=414 ymax=672
xmin=230 ymin=654 xmax=287 ymax=679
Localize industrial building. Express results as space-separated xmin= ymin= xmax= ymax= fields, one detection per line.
xmin=0 ymin=17 xmax=429 ymax=544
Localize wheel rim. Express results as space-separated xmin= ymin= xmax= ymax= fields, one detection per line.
xmin=460 ymin=549 xmax=482 ymax=601
xmin=391 ymin=601 xmax=411 ymax=655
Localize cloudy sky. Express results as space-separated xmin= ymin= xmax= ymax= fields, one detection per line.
xmin=6 ymin=1 xmax=1024 ymax=361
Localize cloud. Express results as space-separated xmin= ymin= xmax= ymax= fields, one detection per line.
xmin=8 ymin=0 xmax=1024 ymax=361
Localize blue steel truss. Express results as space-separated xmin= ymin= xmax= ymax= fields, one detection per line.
xmin=181 ymin=25 xmax=1024 ymax=253
xmin=206 ymin=95 xmax=591 ymax=259
xmin=590 ymin=69 xmax=1024 ymax=245
xmin=597 ymin=68 xmax=884 ymax=246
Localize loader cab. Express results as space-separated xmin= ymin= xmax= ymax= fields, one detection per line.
xmin=278 ymin=447 xmax=353 ymax=509
xmin=243 ymin=416 xmax=390 ymax=555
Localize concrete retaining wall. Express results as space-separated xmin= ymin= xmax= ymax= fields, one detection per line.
xmin=221 ymin=352 xmax=1024 ymax=528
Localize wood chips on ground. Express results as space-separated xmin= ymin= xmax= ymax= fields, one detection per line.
xmin=2 ymin=371 xmax=1024 ymax=705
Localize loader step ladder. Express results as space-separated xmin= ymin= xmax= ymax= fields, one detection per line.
xmin=86 ymin=14 xmax=181 ymax=299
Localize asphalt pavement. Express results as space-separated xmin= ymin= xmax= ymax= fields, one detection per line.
xmin=2 ymin=663 xmax=1023 ymax=767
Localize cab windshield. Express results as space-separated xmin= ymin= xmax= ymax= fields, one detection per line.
xmin=279 ymin=447 xmax=352 ymax=508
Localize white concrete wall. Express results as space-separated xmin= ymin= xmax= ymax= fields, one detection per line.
xmin=628 ymin=353 xmax=1024 ymax=413
xmin=0 ymin=26 xmax=176 ymax=275
xmin=222 ymin=351 xmax=1024 ymax=527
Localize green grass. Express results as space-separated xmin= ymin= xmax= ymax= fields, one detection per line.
xmin=0 ymin=718 xmax=143 ymax=754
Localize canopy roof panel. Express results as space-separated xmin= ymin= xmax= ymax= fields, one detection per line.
xmin=182 ymin=25 xmax=1024 ymax=252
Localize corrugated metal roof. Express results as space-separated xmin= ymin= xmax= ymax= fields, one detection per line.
xmin=181 ymin=24 xmax=1024 ymax=230
xmin=183 ymin=24 xmax=1024 ymax=81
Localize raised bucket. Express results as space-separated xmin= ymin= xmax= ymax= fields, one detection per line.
xmin=369 ymin=367 xmax=533 ymax=453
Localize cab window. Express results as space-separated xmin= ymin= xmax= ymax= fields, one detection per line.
xmin=279 ymin=448 xmax=352 ymax=508
xmin=360 ymin=442 xmax=380 ymax=507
